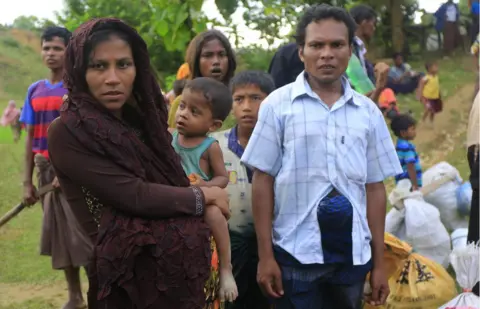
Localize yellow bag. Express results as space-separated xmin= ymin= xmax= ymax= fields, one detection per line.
xmin=364 ymin=233 xmax=457 ymax=309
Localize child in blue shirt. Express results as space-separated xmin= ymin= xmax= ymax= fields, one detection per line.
xmin=391 ymin=114 xmax=422 ymax=190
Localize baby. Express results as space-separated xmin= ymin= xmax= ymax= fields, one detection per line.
xmin=170 ymin=77 xmax=238 ymax=302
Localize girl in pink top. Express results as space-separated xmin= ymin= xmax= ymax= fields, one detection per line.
xmin=1 ymin=100 xmax=21 ymax=142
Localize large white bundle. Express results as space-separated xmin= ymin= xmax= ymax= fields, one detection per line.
xmin=385 ymin=207 xmax=406 ymax=239
xmin=423 ymin=162 xmax=470 ymax=230
xmin=439 ymin=243 xmax=480 ymax=309
xmin=388 ymin=179 xmax=451 ymax=267
xmin=451 ymin=228 xmax=469 ymax=251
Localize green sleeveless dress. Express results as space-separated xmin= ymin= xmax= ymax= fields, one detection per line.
xmin=171 ymin=130 xmax=216 ymax=181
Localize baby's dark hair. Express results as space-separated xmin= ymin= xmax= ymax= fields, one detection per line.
xmin=230 ymin=70 xmax=276 ymax=96
xmin=425 ymin=61 xmax=437 ymax=71
xmin=185 ymin=77 xmax=232 ymax=121
xmin=390 ymin=114 xmax=417 ymax=137
xmin=173 ymin=79 xmax=187 ymax=97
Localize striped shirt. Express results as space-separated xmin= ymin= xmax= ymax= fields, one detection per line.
xmin=395 ymin=138 xmax=422 ymax=187
xmin=19 ymin=80 xmax=66 ymax=158
xmin=241 ymin=72 xmax=402 ymax=265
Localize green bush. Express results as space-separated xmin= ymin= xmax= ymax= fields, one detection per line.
xmin=1 ymin=37 xmax=20 ymax=49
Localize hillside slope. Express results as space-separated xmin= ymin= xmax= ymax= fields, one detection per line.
xmin=0 ymin=29 xmax=47 ymax=104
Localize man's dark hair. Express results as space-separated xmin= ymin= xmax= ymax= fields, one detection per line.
xmin=185 ymin=77 xmax=233 ymax=121
xmin=41 ymin=26 xmax=72 ymax=46
xmin=173 ymin=79 xmax=187 ymax=97
xmin=295 ymin=4 xmax=357 ymax=46
xmin=230 ymin=71 xmax=276 ymax=96
xmin=349 ymin=4 xmax=377 ymax=25
xmin=392 ymin=52 xmax=403 ymax=60
xmin=390 ymin=114 xmax=417 ymax=137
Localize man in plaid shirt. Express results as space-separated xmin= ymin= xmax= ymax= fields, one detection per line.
xmin=241 ymin=4 xmax=402 ymax=309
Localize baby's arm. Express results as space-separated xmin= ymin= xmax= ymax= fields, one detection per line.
xmin=204 ymin=142 xmax=229 ymax=188
xmin=204 ymin=206 xmax=238 ymax=302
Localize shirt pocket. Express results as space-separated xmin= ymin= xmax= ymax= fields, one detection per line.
xmin=337 ymin=126 xmax=368 ymax=183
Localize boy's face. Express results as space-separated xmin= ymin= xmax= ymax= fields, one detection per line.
xmin=394 ymin=55 xmax=403 ymax=67
xmin=401 ymin=125 xmax=417 ymax=140
xmin=429 ymin=63 xmax=439 ymax=74
xmin=232 ymin=84 xmax=268 ymax=131
xmin=175 ymin=88 xmax=222 ymax=137
xmin=41 ymin=36 xmax=66 ymax=71
xmin=359 ymin=18 xmax=377 ymax=42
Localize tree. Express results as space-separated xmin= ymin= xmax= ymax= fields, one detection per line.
xmin=12 ymin=15 xmax=39 ymax=31
xmin=57 ymin=0 xmax=212 ymax=82
xmin=214 ymin=0 xmax=417 ymax=51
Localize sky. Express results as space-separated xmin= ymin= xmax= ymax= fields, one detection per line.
xmin=0 ymin=0 xmax=451 ymax=47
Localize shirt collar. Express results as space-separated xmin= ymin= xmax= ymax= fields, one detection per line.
xmin=228 ymin=126 xmax=253 ymax=183
xmin=354 ymin=37 xmax=367 ymax=53
xmin=290 ymin=71 xmax=359 ymax=107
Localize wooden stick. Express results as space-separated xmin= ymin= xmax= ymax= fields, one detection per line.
xmin=0 ymin=184 xmax=55 ymax=228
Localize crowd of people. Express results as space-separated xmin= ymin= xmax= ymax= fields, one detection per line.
xmin=1 ymin=2 xmax=478 ymax=309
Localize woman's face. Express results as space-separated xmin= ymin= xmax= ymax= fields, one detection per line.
xmin=198 ymin=38 xmax=229 ymax=82
xmin=85 ymin=35 xmax=136 ymax=113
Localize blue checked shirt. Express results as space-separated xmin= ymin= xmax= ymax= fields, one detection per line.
xmin=241 ymin=73 xmax=402 ymax=265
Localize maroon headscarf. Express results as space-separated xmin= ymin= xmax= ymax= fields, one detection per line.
xmin=61 ymin=18 xmax=188 ymax=187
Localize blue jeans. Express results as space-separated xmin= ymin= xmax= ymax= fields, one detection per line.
xmin=273 ymin=264 xmax=366 ymax=309
xmin=272 ymin=194 xmax=371 ymax=309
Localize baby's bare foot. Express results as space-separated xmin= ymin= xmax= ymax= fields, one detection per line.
xmin=218 ymin=266 xmax=238 ymax=303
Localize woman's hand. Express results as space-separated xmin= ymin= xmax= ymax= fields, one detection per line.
xmin=201 ymin=187 xmax=230 ymax=220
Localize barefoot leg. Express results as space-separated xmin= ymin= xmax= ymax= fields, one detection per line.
xmin=62 ymin=266 xmax=86 ymax=309
xmin=205 ymin=206 xmax=238 ymax=303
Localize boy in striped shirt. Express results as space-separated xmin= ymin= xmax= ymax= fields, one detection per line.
xmin=391 ymin=114 xmax=423 ymax=190
xmin=20 ymin=26 xmax=91 ymax=309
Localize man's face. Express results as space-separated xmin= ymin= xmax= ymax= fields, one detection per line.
xmin=299 ymin=18 xmax=352 ymax=85
xmin=41 ymin=36 xmax=66 ymax=70
xmin=359 ymin=18 xmax=376 ymax=42
xmin=394 ymin=55 xmax=403 ymax=67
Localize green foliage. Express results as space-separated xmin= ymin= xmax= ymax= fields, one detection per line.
xmin=8 ymin=15 xmax=57 ymax=33
xmin=57 ymin=0 xmax=213 ymax=83
xmin=235 ymin=46 xmax=275 ymax=72
xmin=0 ymin=37 xmax=21 ymax=49
xmin=165 ymin=74 xmax=177 ymax=91
xmin=11 ymin=16 xmax=39 ymax=31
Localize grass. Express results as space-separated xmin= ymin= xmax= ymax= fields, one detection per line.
xmin=0 ymin=28 xmax=476 ymax=307
xmin=0 ymin=29 xmax=65 ymax=308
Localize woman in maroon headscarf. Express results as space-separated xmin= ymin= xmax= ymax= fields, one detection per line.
xmin=47 ymin=18 xmax=230 ymax=309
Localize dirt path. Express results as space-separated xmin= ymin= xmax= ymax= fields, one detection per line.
xmin=415 ymin=83 xmax=475 ymax=166
xmin=0 ymin=282 xmax=88 ymax=307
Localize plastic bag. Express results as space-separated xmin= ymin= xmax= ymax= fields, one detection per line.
xmin=423 ymin=162 xmax=470 ymax=230
xmin=439 ymin=243 xmax=480 ymax=309
xmin=451 ymin=228 xmax=470 ymax=250
xmin=456 ymin=181 xmax=473 ymax=217
xmin=387 ymin=179 xmax=451 ymax=267
xmin=385 ymin=207 xmax=406 ymax=240
xmin=364 ymin=233 xmax=457 ymax=309
xmin=345 ymin=53 xmax=375 ymax=94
